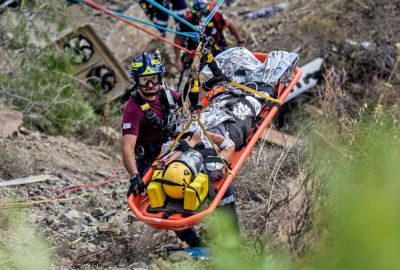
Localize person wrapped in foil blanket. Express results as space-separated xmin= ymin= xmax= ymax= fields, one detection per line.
xmin=160 ymin=48 xmax=299 ymax=181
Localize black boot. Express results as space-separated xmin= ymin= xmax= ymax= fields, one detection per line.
xmin=175 ymin=227 xmax=202 ymax=247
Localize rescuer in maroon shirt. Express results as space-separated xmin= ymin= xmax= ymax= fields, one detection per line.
xmin=121 ymin=51 xmax=205 ymax=247
xmin=122 ymin=51 xmax=241 ymax=247
xmin=121 ymin=51 xmax=181 ymax=194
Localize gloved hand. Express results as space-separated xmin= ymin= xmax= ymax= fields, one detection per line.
xmin=127 ymin=173 xmax=145 ymax=198
xmin=202 ymin=76 xmax=229 ymax=91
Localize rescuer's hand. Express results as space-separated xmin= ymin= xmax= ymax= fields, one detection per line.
xmin=127 ymin=174 xmax=145 ymax=197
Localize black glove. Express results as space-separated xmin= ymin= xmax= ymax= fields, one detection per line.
xmin=127 ymin=174 xmax=145 ymax=198
xmin=202 ymin=76 xmax=229 ymax=91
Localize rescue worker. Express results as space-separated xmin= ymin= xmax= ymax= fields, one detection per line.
xmin=122 ymin=51 xmax=205 ymax=247
xmin=139 ymin=0 xmax=188 ymax=35
xmin=175 ymin=0 xmax=244 ymax=71
xmin=139 ymin=0 xmax=188 ymax=33
xmin=122 ymin=51 xmax=178 ymax=179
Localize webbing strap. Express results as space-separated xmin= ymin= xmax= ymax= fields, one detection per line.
xmin=196 ymin=119 xmax=235 ymax=177
xmin=229 ymin=81 xmax=282 ymax=105
xmin=238 ymin=96 xmax=258 ymax=118
xmin=164 ymin=114 xmax=234 ymax=177
xmin=198 ymin=149 xmax=230 ymax=168
xmin=166 ymin=116 xmax=195 ymax=153
xmin=224 ymin=95 xmax=258 ymax=119
xmin=176 ymin=139 xmax=191 ymax=152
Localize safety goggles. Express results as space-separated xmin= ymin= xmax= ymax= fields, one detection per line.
xmin=137 ymin=74 xmax=161 ymax=87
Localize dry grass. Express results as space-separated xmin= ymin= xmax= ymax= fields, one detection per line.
xmin=233 ymin=132 xmax=314 ymax=256
xmin=0 ymin=142 xmax=34 ymax=180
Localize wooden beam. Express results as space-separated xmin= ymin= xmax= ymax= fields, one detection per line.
xmin=261 ymin=128 xmax=303 ymax=148
xmin=0 ymin=174 xmax=56 ymax=187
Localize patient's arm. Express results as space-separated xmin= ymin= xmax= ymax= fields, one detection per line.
xmin=219 ymin=144 xmax=235 ymax=163
xmin=161 ymin=134 xmax=202 ymax=165
xmin=162 ymin=151 xmax=183 ymax=166
xmin=207 ymin=131 xmax=235 ymax=163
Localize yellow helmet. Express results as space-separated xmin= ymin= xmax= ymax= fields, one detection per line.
xmin=163 ymin=161 xmax=193 ymax=199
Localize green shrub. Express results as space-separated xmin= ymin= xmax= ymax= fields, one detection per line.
xmin=173 ymin=109 xmax=400 ymax=270
xmin=306 ymin=110 xmax=400 ymax=270
xmin=0 ymin=47 xmax=99 ymax=135
xmin=0 ymin=209 xmax=54 ymax=270
xmin=0 ymin=1 xmax=99 ymax=136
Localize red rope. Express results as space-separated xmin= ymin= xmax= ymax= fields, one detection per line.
xmin=82 ymin=0 xmax=195 ymax=55
xmin=9 ymin=160 xmax=124 ymax=204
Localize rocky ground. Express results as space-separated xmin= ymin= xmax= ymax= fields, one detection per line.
xmin=1 ymin=0 xmax=399 ymax=269
xmin=0 ymin=124 xmax=307 ymax=269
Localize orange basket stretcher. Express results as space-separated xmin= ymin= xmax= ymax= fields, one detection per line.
xmin=128 ymin=52 xmax=302 ymax=231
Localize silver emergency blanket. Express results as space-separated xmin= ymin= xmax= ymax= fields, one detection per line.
xmin=210 ymin=92 xmax=263 ymax=121
xmin=200 ymin=47 xmax=299 ymax=86
xmin=161 ymin=94 xmax=263 ymax=173
xmin=177 ymin=150 xmax=204 ymax=176
xmin=162 ymin=48 xmax=299 ymax=174
xmin=165 ymin=93 xmax=263 ymax=150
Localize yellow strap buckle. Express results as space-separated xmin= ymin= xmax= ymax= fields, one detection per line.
xmin=140 ymin=103 xmax=150 ymax=111
xmin=229 ymin=81 xmax=282 ymax=105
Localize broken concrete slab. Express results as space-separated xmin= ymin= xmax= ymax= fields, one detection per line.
xmin=0 ymin=174 xmax=57 ymax=187
xmin=106 ymin=3 xmax=154 ymax=62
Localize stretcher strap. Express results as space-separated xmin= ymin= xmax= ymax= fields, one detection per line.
xmin=166 ymin=117 xmax=195 ymax=153
xmin=229 ymin=81 xmax=283 ymax=105
xmin=196 ymin=119 xmax=235 ymax=177
xmin=153 ymin=178 xmax=202 ymax=204
xmin=164 ymin=114 xmax=234 ymax=177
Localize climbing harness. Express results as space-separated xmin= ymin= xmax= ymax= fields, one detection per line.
xmin=131 ymin=87 xmax=178 ymax=130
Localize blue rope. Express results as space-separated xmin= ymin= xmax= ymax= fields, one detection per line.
xmin=202 ymin=0 xmax=225 ymax=27
xmin=112 ymin=10 xmax=199 ymax=41
xmin=144 ymin=0 xmax=200 ymax=32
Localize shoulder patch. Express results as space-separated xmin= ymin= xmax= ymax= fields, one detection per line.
xmin=123 ymin=123 xmax=132 ymax=129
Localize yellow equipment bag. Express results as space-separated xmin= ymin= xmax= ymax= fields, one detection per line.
xmin=184 ymin=173 xmax=209 ymax=211
xmin=147 ymin=169 xmax=166 ymax=208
